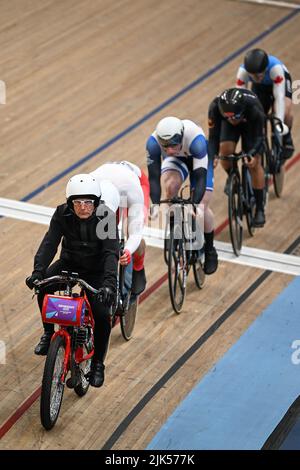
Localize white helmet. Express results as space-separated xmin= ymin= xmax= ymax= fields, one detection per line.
xmin=66 ymin=173 xmax=101 ymax=207
xmin=98 ymin=179 xmax=120 ymax=213
xmin=155 ymin=116 xmax=184 ymax=146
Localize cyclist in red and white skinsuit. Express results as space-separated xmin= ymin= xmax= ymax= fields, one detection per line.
xmin=91 ymin=161 xmax=150 ymax=295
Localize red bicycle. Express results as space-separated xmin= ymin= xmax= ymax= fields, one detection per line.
xmin=34 ymin=272 xmax=103 ymax=430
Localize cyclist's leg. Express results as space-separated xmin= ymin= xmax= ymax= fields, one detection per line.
xmin=190 ymin=158 xmax=218 ymax=275
xmin=202 ymin=190 xmax=218 ymax=274
xmin=219 ymin=119 xmax=240 ymax=195
xmin=131 ymin=170 xmax=150 ymax=295
xmin=85 ymin=275 xmax=111 ymax=387
xmin=241 ymin=125 xmax=265 ymax=227
xmin=251 ymin=83 xmax=273 ymax=115
xmin=161 ymin=158 xmax=188 ymax=250
xmin=34 ymin=259 xmax=68 ymax=355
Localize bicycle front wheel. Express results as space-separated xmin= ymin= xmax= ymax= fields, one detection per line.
xmin=273 ymin=165 xmax=284 ymax=198
xmin=243 ymin=166 xmax=256 ymax=237
xmin=74 ymin=341 xmax=93 ymax=397
xmin=40 ymin=335 xmax=66 ymax=430
xmin=228 ymin=172 xmax=243 ymax=256
xmin=168 ymin=223 xmax=187 ymax=314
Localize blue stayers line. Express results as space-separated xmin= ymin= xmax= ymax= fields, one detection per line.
xmin=22 ymin=8 xmax=299 ymax=203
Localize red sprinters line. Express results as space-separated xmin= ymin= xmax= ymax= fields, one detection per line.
xmin=0 ymin=151 xmax=299 ymax=440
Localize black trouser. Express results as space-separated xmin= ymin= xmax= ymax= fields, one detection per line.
xmin=219 ymin=119 xmax=263 ymax=155
xmin=37 ymin=259 xmax=111 ymax=362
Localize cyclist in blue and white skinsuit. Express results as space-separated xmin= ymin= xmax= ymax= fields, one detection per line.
xmin=236 ymin=48 xmax=294 ymax=160
xmin=146 ymin=116 xmax=218 ymax=275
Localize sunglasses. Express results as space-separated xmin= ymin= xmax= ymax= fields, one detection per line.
xmin=72 ymin=199 xmax=95 ymax=207
xmin=157 ymin=134 xmax=183 ymax=148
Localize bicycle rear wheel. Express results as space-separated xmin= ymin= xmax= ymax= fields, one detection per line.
xmin=228 ymin=172 xmax=243 ymax=256
xmin=120 ymin=296 xmax=138 ymax=341
xmin=40 ymin=335 xmax=66 ymax=430
xmin=168 ymin=223 xmax=187 ymax=313
xmin=193 ymin=255 xmax=205 ymax=289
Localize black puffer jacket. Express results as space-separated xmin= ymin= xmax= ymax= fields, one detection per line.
xmin=33 ymin=203 xmax=119 ymax=290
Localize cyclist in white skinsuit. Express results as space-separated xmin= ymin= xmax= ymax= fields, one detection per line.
xmin=236 ymin=48 xmax=294 ymax=160
xmin=146 ymin=116 xmax=218 ymax=275
xmin=91 ymin=161 xmax=150 ymax=295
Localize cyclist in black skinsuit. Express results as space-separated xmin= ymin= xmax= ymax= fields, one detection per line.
xmin=208 ymin=87 xmax=266 ymax=228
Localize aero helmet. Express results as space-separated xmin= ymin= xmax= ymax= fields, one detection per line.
xmin=218 ymin=88 xmax=246 ymax=120
xmin=244 ymin=49 xmax=268 ymax=74
xmin=156 ymin=116 xmax=184 ymax=147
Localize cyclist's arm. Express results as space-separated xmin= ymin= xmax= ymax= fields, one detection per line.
xmin=208 ymin=98 xmax=222 ymax=162
xmin=270 ymin=64 xmax=286 ymax=123
xmin=146 ymin=135 xmax=162 ymax=204
xmin=125 ymin=187 xmax=145 ymax=254
xmin=101 ymin=229 xmax=119 ymax=292
xmin=190 ymin=134 xmax=208 ymax=204
xmin=33 ymin=207 xmax=63 ymax=275
xmin=236 ymin=66 xmax=249 ymax=88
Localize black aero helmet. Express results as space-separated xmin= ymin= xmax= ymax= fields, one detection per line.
xmin=218 ymin=88 xmax=246 ymax=119
xmin=244 ymin=48 xmax=268 ymax=74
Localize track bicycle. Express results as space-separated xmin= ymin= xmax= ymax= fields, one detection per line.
xmin=218 ymin=152 xmax=256 ymax=256
xmin=160 ymin=186 xmax=205 ymax=314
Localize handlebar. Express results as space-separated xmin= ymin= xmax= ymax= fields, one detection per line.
xmin=160 ymin=196 xmax=193 ymax=205
xmin=33 ymin=274 xmax=101 ymax=295
xmin=217 ymin=152 xmax=251 ymax=162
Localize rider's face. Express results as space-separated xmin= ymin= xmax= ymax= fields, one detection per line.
xmin=162 ymin=144 xmax=182 ymax=156
xmin=72 ymin=200 xmax=95 ymax=219
xmin=227 ymin=118 xmax=243 ymax=126
xmin=249 ymin=72 xmax=265 ymax=83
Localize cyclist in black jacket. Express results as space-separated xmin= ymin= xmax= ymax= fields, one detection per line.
xmin=208 ymin=88 xmax=266 ymax=227
xmin=25 ymin=174 xmax=119 ymax=387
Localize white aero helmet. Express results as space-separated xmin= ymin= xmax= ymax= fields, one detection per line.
xmin=155 ymin=116 xmax=184 ymax=147
xmin=98 ymin=179 xmax=120 ymax=213
xmin=66 ymin=173 xmax=101 ymax=207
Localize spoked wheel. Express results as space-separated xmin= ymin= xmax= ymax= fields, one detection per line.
xmin=192 ymin=252 xmax=205 ymax=289
xmin=243 ymin=166 xmax=256 ymax=237
xmin=120 ymin=295 xmax=138 ymax=341
xmin=74 ymin=341 xmax=93 ymax=397
xmin=228 ymin=172 xmax=243 ymax=256
xmin=40 ymin=335 xmax=66 ymax=430
xmin=168 ymin=223 xmax=187 ymax=314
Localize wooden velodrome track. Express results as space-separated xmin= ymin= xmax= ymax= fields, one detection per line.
xmin=1 ymin=0 xmax=300 ymax=450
